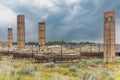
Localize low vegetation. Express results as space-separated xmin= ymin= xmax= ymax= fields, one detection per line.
xmin=0 ymin=56 xmax=120 ymax=80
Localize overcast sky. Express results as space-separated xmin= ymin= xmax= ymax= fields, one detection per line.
xmin=0 ymin=0 xmax=120 ymax=43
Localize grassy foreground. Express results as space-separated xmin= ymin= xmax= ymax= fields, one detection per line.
xmin=0 ymin=56 xmax=120 ymax=80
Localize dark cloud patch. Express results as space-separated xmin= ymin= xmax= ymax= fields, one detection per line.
xmin=0 ymin=0 xmax=120 ymax=43
xmin=59 ymin=0 xmax=120 ymax=42
xmin=80 ymin=1 xmax=96 ymax=9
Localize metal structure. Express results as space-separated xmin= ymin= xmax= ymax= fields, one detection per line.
xmin=104 ymin=11 xmax=116 ymax=62
xmin=17 ymin=15 xmax=25 ymax=50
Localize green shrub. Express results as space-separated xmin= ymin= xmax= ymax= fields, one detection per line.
xmin=0 ymin=56 xmax=3 ymax=60
xmin=44 ymin=62 xmax=55 ymax=68
xmin=72 ymin=72 xmax=78 ymax=77
xmin=101 ymin=69 xmax=115 ymax=80
xmin=108 ymin=74 xmax=115 ymax=80
xmin=93 ymin=59 xmax=102 ymax=64
xmin=16 ymin=76 xmax=22 ymax=80
xmin=76 ymin=62 xmax=84 ymax=68
xmin=10 ymin=67 xmax=16 ymax=75
xmin=80 ymin=59 xmax=87 ymax=66
xmin=69 ymin=66 xmax=78 ymax=72
xmin=82 ymin=72 xmax=98 ymax=80
xmin=58 ymin=63 xmax=71 ymax=68
xmin=18 ymin=65 xmax=35 ymax=76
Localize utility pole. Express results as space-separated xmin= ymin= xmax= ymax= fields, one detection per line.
xmin=79 ymin=43 xmax=81 ymax=60
xmin=90 ymin=43 xmax=92 ymax=53
xmin=79 ymin=43 xmax=81 ymax=53
xmin=39 ymin=45 xmax=40 ymax=53
xmin=98 ymin=43 xmax=100 ymax=53
xmin=8 ymin=45 xmax=9 ymax=52
xmin=32 ymin=44 xmax=34 ymax=58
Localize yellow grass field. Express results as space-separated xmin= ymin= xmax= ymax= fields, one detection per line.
xmin=0 ymin=56 xmax=120 ymax=80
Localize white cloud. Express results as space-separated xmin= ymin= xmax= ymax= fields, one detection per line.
xmin=0 ymin=4 xmax=17 ymax=27
xmin=64 ymin=0 xmax=82 ymax=6
xmin=33 ymin=0 xmax=61 ymax=13
xmin=0 ymin=0 xmax=83 ymax=20
xmin=0 ymin=0 xmax=119 ymax=43
xmin=34 ymin=0 xmax=55 ymax=8
xmin=0 ymin=3 xmax=17 ymax=41
xmin=64 ymin=5 xmax=82 ymax=22
xmin=92 ymin=0 xmax=100 ymax=5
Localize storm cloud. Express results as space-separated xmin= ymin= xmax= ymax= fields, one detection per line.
xmin=0 ymin=0 xmax=120 ymax=43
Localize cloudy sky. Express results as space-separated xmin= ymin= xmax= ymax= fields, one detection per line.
xmin=0 ymin=0 xmax=120 ymax=43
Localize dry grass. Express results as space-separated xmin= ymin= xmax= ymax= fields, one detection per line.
xmin=0 ymin=56 xmax=120 ymax=80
